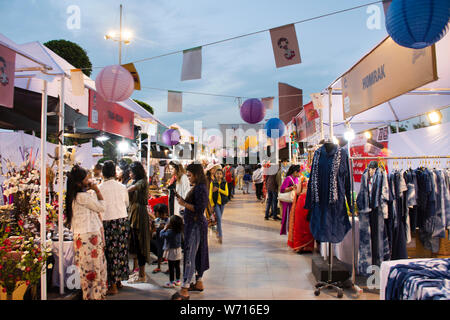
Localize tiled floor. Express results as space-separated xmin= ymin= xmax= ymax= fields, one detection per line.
xmin=109 ymin=190 xmax=379 ymax=300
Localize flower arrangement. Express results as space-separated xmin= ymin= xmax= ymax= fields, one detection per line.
xmin=0 ymin=223 xmax=52 ymax=298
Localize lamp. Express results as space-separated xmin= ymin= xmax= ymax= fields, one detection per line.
xmin=427 ymin=110 xmax=442 ymax=124
xmin=344 ymin=128 xmax=355 ymax=141
xmin=364 ymin=131 xmax=372 ymax=139
xmin=96 ymin=134 xmax=109 ymax=142
xmin=118 ymin=141 xmax=129 ymax=153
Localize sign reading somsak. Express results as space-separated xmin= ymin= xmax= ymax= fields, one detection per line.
xmin=341 ymin=36 xmax=437 ymax=119
xmin=88 ymin=89 xmax=134 ymax=140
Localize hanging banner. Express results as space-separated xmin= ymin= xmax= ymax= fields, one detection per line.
xmin=88 ymin=89 xmax=134 ymax=140
xmin=181 ymin=47 xmax=202 ymax=81
xmin=341 ymin=36 xmax=437 ymax=119
xmin=270 ymin=24 xmax=301 ymax=68
xmin=310 ymin=93 xmax=324 ymax=109
xmin=295 ymin=108 xmax=316 ymax=141
xmin=349 ymin=126 xmax=389 ymax=183
xmin=278 ymin=82 xmax=302 ymax=124
xmin=303 ymin=101 xmax=319 ymax=121
xmin=122 ymin=63 xmax=141 ymax=90
xmin=278 ymin=136 xmax=286 ymax=150
xmin=0 ymin=44 xmax=15 ymax=109
xmin=70 ymin=69 xmax=85 ymax=96
xmin=168 ymin=90 xmax=182 ymax=112
xmin=261 ymin=97 xmax=274 ymax=110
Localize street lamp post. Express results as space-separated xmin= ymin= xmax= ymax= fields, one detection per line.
xmin=105 ymin=4 xmax=132 ymax=65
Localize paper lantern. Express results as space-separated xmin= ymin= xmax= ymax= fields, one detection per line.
xmin=207 ymin=135 xmax=222 ymax=149
xmin=386 ymin=0 xmax=450 ymax=49
xmin=162 ymin=129 xmax=180 ymax=146
xmin=264 ymin=118 xmax=285 ymax=138
xmin=240 ymin=98 xmax=265 ymax=124
xmin=95 ymin=65 xmax=134 ymax=102
xmin=239 ymin=136 xmax=259 ymax=150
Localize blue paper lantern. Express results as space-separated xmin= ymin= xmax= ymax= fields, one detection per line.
xmin=240 ymin=98 xmax=265 ymax=124
xmin=264 ymin=118 xmax=285 ymax=138
xmin=386 ymin=0 xmax=450 ymax=49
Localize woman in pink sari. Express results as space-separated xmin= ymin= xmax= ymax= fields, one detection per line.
xmin=279 ymin=165 xmax=300 ymax=235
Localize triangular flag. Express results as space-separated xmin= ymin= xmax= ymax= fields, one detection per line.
xmin=0 ymin=44 xmax=15 ymax=108
xmin=70 ymin=69 xmax=85 ymax=96
xmin=181 ymin=47 xmax=202 ymax=81
xmin=270 ymin=24 xmax=301 ymax=68
xmin=304 ymin=102 xmax=319 ymax=121
xmin=122 ymin=63 xmax=141 ymax=90
xmin=310 ymin=93 xmax=324 ymax=109
xmin=261 ymin=97 xmax=274 ymax=110
xmin=168 ymin=90 xmax=182 ymax=112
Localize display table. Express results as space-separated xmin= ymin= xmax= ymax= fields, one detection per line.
xmin=379 ymin=258 xmax=431 ymax=300
xmin=320 ymin=217 xmax=359 ymax=266
xmin=51 ymin=240 xmax=80 ymax=289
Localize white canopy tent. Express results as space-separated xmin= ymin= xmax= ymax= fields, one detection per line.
xmin=0 ymin=33 xmax=162 ymax=299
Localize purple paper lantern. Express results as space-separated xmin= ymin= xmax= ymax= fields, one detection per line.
xmin=95 ymin=65 xmax=134 ymax=102
xmin=240 ymin=98 xmax=266 ymax=124
xmin=162 ymin=129 xmax=180 ymax=146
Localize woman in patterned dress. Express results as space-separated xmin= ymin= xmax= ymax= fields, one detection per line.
xmin=66 ymin=165 xmax=107 ymax=300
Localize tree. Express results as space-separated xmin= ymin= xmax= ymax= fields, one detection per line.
xmin=133 ymin=99 xmax=154 ymax=114
xmin=44 ymin=40 xmax=92 ymax=76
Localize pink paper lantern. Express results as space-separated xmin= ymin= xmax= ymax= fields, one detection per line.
xmin=95 ymin=65 xmax=134 ymax=102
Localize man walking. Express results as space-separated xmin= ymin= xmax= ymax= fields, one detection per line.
xmin=236 ymin=163 xmax=245 ymax=190
xmin=264 ymin=169 xmax=280 ymax=220
xmin=252 ymin=164 xmax=264 ymax=202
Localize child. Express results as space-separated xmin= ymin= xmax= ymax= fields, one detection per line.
xmin=160 ymin=215 xmax=183 ymax=288
xmin=243 ymin=170 xmax=252 ymax=194
xmin=150 ymin=203 xmax=169 ymax=274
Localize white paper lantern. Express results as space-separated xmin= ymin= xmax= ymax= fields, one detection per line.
xmin=95 ymin=65 xmax=134 ymax=102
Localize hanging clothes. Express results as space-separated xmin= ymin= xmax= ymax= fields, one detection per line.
xmin=356 ymin=167 xmax=390 ymax=276
xmin=304 ymin=144 xmax=351 ymax=243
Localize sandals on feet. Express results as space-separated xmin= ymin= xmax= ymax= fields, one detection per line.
xmin=152 ymin=268 xmax=161 ymax=274
xmin=171 ymin=292 xmax=190 ymax=300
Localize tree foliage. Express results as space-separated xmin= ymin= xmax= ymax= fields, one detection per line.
xmin=44 ymin=39 xmax=92 ymax=76
xmin=133 ymin=99 xmax=154 ymax=114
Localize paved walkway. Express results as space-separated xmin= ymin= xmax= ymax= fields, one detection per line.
xmin=108 ymin=190 xmax=379 ymax=300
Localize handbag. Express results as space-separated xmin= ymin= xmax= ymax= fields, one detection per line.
xmin=278 ymin=177 xmax=295 ymax=203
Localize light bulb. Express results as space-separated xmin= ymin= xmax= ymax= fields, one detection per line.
xmin=117 ymin=141 xmax=129 ymax=153
xmin=344 ymin=129 xmax=355 ymax=141
xmin=364 ymin=131 xmax=372 ymax=139
xmin=427 ymin=111 xmax=442 ymax=124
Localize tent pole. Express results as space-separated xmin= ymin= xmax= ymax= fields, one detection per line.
xmin=147 ymin=127 xmax=151 ymax=180
xmin=138 ymin=129 xmax=142 ymax=162
xmin=58 ymin=76 xmax=65 ymax=295
xmin=328 ymin=88 xmax=333 ymax=140
xmin=40 ymin=79 xmax=48 ymax=300
xmin=275 ymin=138 xmax=279 ymax=164
xmin=319 ymin=109 xmax=324 ymax=141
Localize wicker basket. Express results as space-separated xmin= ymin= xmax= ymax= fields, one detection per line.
xmin=414 ymin=230 xmax=450 ymax=258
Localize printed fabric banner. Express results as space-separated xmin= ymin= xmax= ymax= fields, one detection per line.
xmin=181 ymin=47 xmax=202 ymax=81
xmin=295 ymin=108 xmax=316 ymax=141
xmin=349 ymin=126 xmax=389 ymax=183
xmin=70 ymin=69 xmax=85 ymax=96
xmin=270 ymin=24 xmax=301 ymax=68
xmin=168 ymin=90 xmax=182 ymax=112
xmin=303 ymin=101 xmax=319 ymax=121
xmin=262 ymin=97 xmax=274 ymax=110
xmin=88 ymin=89 xmax=134 ymax=140
xmin=278 ymin=82 xmax=302 ymax=124
xmin=310 ymin=93 xmax=324 ymax=109
xmin=0 ymin=44 xmax=15 ymax=109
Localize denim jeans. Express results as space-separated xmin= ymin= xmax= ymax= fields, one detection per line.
xmin=214 ymin=204 xmax=224 ymax=238
xmin=182 ymin=224 xmax=201 ymax=288
xmin=265 ymin=190 xmax=278 ymax=218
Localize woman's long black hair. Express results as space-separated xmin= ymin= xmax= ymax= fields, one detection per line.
xmin=65 ymin=165 xmax=88 ymax=227
xmin=286 ymin=164 xmax=301 ymax=178
xmin=186 ymin=163 xmax=207 ymax=185
xmin=130 ymin=161 xmax=147 ymax=183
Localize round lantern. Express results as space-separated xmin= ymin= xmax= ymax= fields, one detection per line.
xmin=264 ymin=118 xmax=285 ymax=138
xmin=207 ymin=135 xmax=222 ymax=149
xmin=386 ymin=0 xmax=450 ymax=49
xmin=95 ymin=65 xmax=134 ymax=102
xmin=162 ymin=129 xmax=180 ymax=146
xmin=240 ymin=98 xmax=266 ymax=124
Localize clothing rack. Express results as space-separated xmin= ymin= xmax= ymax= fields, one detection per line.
xmin=347 ymin=154 xmax=450 ymax=297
